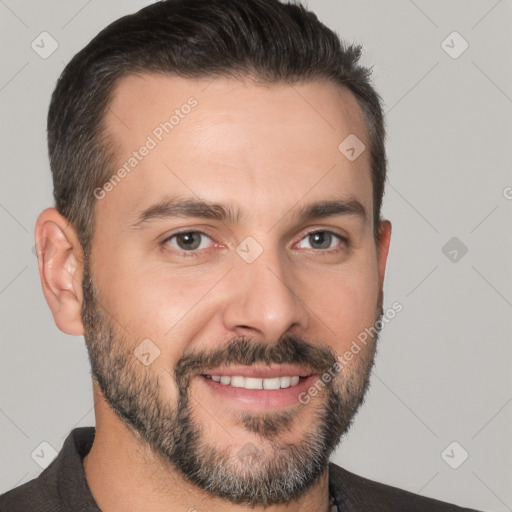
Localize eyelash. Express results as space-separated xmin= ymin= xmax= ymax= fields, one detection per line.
xmin=298 ymin=231 xmax=349 ymax=254
xmin=161 ymin=230 xmax=215 ymax=258
xmin=161 ymin=229 xmax=349 ymax=258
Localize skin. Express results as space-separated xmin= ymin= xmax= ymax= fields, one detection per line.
xmin=35 ymin=74 xmax=391 ymax=512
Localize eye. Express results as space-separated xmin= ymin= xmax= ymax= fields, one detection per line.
xmin=296 ymin=231 xmax=346 ymax=251
xmin=163 ymin=231 xmax=213 ymax=252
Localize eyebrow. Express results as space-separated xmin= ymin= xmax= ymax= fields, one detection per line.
xmin=130 ymin=197 xmax=241 ymax=228
xmin=293 ymin=198 xmax=367 ymax=223
xmin=129 ymin=196 xmax=367 ymax=229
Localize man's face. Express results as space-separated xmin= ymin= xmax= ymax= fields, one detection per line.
xmin=82 ymin=75 xmax=389 ymax=506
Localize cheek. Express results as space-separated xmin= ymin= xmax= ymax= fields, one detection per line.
xmin=305 ymin=259 xmax=380 ymax=350
xmin=99 ymin=259 xmax=222 ymax=353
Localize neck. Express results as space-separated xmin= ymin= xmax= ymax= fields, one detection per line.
xmin=83 ymin=385 xmax=332 ymax=512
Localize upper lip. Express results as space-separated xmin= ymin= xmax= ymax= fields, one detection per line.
xmin=200 ymin=364 xmax=314 ymax=379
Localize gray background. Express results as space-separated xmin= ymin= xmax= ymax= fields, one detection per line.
xmin=0 ymin=1 xmax=510 ymax=510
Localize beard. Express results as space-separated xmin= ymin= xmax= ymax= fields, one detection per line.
xmin=81 ymin=254 xmax=381 ymax=507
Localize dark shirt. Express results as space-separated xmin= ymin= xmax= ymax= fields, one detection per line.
xmin=0 ymin=427 xmax=481 ymax=511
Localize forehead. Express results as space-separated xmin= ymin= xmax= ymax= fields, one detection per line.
xmin=98 ymin=73 xmax=372 ymax=230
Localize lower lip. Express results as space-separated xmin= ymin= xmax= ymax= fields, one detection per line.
xmin=198 ymin=374 xmax=321 ymax=411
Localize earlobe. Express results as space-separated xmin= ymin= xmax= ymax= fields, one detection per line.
xmin=34 ymin=208 xmax=85 ymax=336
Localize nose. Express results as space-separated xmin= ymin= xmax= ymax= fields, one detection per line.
xmin=221 ymin=247 xmax=309 ymax=343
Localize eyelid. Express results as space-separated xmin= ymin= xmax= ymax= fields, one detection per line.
xmin=164 ymin=227 xmax=209 ymax=236
xmin=159 ymin=227 xmax=349 ymax=258
xmin=160 ymin=229 xmax=217 ymax=256
xmin=294 ymin=228 xmax=348 ymax=247
xmin=160 ymin=226 xmax=215 ymax=243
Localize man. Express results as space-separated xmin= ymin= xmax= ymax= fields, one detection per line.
xmin=0 ymin=0 xmax=481 ymax=511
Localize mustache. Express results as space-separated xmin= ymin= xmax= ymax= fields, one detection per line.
xmin=174 ymin=335 xmax=337 ymax=384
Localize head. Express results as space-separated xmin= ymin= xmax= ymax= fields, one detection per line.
xmin=36 ymin=0 xmax=391 ymax=507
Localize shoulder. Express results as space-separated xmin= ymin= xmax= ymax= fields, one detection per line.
xmin=0 ymin=462 xmax=62 ymax=512
xmin=328 ymin=462 xmax=482 ymax=512
xmin=0 ymin=427 xmax=97 ymax=512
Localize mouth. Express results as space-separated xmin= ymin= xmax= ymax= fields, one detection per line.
xmin=197 ymin=364 xmax=320 ymax=411
xmin=203 ymin=374 xmax=304 ymax=390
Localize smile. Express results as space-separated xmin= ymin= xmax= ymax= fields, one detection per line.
xmin=198 ymin=365 xmax=319 ymax=411
xmin=204 ymin=374 xmax=303 ymax=390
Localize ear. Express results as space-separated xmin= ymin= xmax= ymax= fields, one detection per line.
xmin=34 ymin=208 xmax=85 ymax=335
xmin=376 ymin=220 xmax=392 ymax=291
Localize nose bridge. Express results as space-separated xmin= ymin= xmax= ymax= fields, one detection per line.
xmin=221 ymin=242 xmax=308 ymax=341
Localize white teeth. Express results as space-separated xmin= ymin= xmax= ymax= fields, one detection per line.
xmin=244 ymin=377 xmax=263 ymax=389
xmin=208 ymin=375 xmax=302 ymax=390
xmin=230 ymin=376 xmax=245 ymax=388
xmin=280 ymin=376 xmax=291 ymax=389
xmin=263 ymin=377 xmax=281 ymax=390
